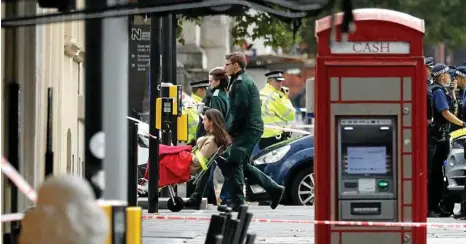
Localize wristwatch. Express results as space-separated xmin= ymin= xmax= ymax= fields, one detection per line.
xmin=462 ymin=122 xmax=466 ymax=128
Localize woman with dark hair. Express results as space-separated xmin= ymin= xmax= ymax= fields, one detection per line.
xmin=186 ymin=67 xmax=232 ymax=208
xmin=196 ymin=67 xmax=231 ymax=138
xmin=190 ymin=108 xmax=230 ymax=174
xmin=142 ymin=109 xmax=230 ymax=187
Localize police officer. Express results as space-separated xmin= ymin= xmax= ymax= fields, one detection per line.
xmin=221 ymin=52 xmax=285 ymax=211
xmin=185 ymin=80 xmax=210 ymax=145
xmin=258 ymin=71 xmax=296 ymax=150
xmin=429 ymin=63 xmax=466 ymax=217
xmin=450 ymin=66 xmax=464 ymax=131
xmin=184 ymin=67 xmax=231 ymax=209
xmin=190 ymin=79 xmax=210 ymax=103
xmin=425 ymin=58 xmax=435 ymax=214
xmin=426 ymin=57 xmax=434 ymax=81
xmin=454 ymin=66 xmax=466 ymax=220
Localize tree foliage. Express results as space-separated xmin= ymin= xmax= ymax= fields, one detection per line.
xmin=192 ymin=0 xmax=466 ymax=55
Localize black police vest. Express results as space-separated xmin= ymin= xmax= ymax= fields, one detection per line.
xmin=431 ymin=83 xmax=455 ymax=141
xmin=427 ymin=82 xmax=433 ymax=121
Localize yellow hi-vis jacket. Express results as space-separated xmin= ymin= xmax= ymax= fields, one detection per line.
xmin=192 ymin=94 xmax=203 ymax=104
xmin=260 ymin=83 xmax=296 ymax=138
xmin=185 ymin=106 xmax=200 ymax=143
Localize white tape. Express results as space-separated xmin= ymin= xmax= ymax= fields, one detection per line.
xmin=264 ymin=125 xmax=312 ymax=135
xmin=126 ymin=116 xmax=158 ymax=139
xmin=1 ymin=157 xmax=37 ymax=202
xmin=1 ymin=213 xmax=24 ymax=222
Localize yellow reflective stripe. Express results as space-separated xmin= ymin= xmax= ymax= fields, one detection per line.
xmin=194 ymin=149 xmax=208 ymax=170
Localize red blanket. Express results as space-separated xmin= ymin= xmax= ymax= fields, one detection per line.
xmin=145 ymin=145 xmax=193 ymax=187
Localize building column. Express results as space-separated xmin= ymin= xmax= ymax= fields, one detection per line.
xmin=2 ymin=1 xmax=18 ymax=218
xmin=16 ymin=0 xmax=38 ymax=209
xmin=200 ymin=16 xmax=232 ymax=69
xmin=176 ymin=20 xmax=208 ymax=88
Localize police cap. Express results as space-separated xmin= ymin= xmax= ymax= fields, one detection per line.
xmin=190 ymin=79 xmax=210 ymax=88
xmin=265 ymin=70 xmax=285 ymax=81
xmin=425 ymin=57 xmax=434 ymax=68
xmin=456 ymin=66 xmax=466 ymax=78
xmin=431 ymin=63 xmax=449 ymax=77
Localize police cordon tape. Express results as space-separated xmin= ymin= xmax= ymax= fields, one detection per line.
xmin=4 ymin=211 xmax=466 ymax=229
xmin=2 ymin=213 xmax=25 ymax=222
xmin=264 ymin=124 xmax=312 ymax=135
xmin=1 ymin=157 xmax=37 ymax=202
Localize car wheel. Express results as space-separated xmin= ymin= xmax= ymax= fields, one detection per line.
xmin=290 ymin=167 xmax=314 ymax=206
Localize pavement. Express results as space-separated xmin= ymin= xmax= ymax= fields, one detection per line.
xmin=142 ymin=204 xmax=466 ymax=244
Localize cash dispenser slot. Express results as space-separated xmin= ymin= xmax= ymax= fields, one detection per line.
xmin=337 ymin=118 xmax=397 ymax=221
xmin=350 ymin=202 xmax=381 ymax=215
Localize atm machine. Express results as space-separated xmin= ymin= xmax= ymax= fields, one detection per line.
xmin=338 ymin=118 xmax=397 ymax=221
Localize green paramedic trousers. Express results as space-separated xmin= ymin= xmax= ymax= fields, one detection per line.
xmin=220 ymin=130 xmax=281 ymax=204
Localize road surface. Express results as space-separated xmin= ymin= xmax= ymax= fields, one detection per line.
xmin=142 ymin=205 xmax=466 ymax=244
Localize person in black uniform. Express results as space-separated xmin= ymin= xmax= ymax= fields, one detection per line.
xmin=426 ymin=57 xmax=435 ymax=212
xmin=450 ymin=66 xmax=465 ymax=131
xmin=453 ymin=66 xmax=466 ymax=219
xmin=426 ymin=57 xmax=434 ymax=125
xmin=449 ymin=66 xmax=460 ymax=131
xmin=429 ymin=63 xmax=466 ymax=217
xmin=426 ymin=57 xmax=434 ymax=123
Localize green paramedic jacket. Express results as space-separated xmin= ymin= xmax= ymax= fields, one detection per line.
xmin=196 ymin=87 xmax=231 ymax=138
xmin=227 ymin=69 xmax=264 ymax=136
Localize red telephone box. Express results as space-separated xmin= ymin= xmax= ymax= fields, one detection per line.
xmin=314 ymin=8 xmax=426 ymax=244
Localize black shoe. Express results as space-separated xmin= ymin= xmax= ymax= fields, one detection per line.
xmin=453 ymin=212 xmax=466 ymax=220
xmin=183 ymin=199 xmax=201 ymax=210
xmin=218 ymin=202 xmax=243 ymax=212
xmin=270 ymin=186 xmax=285 ymax=210
xmin=439 ymin=211 xmax=452 ymax=217
xmin=427 ymin=210 xmax=441 ymax=218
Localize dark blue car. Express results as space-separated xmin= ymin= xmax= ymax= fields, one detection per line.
xmin=245 ymin=135 xmax=315 ymax=205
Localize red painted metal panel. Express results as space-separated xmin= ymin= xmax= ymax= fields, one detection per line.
xmin=314 ymin=60 xmax=426 ymax=244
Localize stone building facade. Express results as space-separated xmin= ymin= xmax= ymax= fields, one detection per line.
xmin=2 ymin=1 xmax=86 ymax=214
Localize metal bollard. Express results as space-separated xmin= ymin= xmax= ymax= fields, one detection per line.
xmin=126 ymin=207 xmax=142 ymax=244
xmin=204 ymin=215 xmax=227 ymax=244
xmin=101 ymin=202 xmax=127 ymax=244
xmin=245 ymin=233 xmax=256 ymax=244
xmin=206 ymin=205 xmax=256 ymax=244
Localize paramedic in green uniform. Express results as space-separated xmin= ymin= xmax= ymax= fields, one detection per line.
xmin=221 ymin=52 xmax=285 ymax=211
xmin=196 ymin=67 xmax=231 ymax=138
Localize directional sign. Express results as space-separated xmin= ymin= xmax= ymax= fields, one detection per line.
xmin=130 ymin=25 xmax=151 ymax=72
xmin=129 ymin=22 xmax=151 ymax=113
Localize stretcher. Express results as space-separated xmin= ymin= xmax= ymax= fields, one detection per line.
xmin=137 ymin=145 xmax=227 ymax=212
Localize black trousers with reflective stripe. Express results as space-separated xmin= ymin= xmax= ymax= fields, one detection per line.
xmin=428 ymin=140 xmax=449 ymax=211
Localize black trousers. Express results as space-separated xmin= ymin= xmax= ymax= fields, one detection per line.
xmin=428 ymin=140 xmax=449 ymax=211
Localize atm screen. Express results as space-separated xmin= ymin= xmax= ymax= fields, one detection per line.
xmin=339 ymin=119 xmax=394 ymax=176
xmin=346 ymin=146 xmax=387 ymax=175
